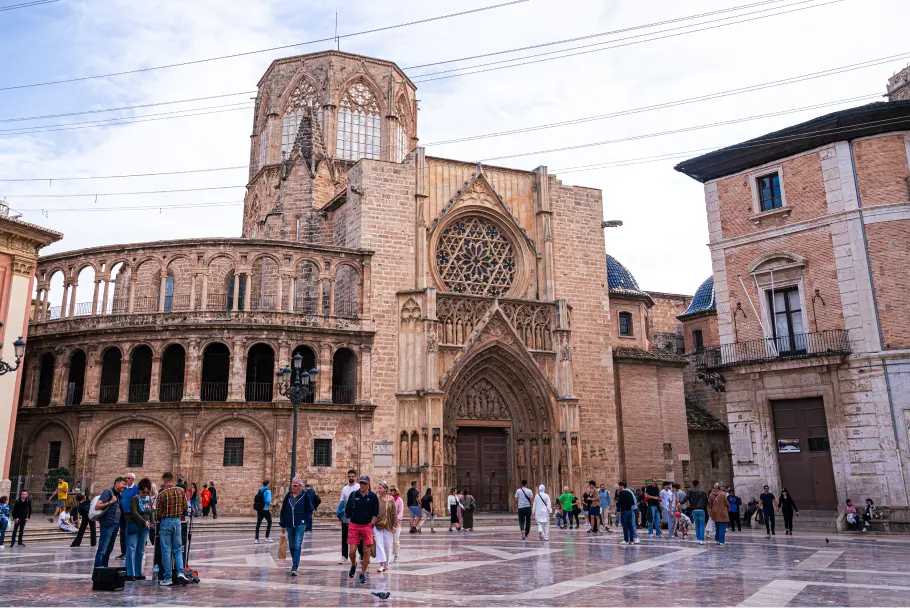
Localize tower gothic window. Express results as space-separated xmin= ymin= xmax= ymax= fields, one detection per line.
xmin=281 ymin=81 xmax=322 ymax=159
xmin=435 ymin=216 xmax=516 ymax=296
xmin=393 ymin=98 xmax=410 ymax=162
xmin=336 ymin=82 xmax=381 ymax=161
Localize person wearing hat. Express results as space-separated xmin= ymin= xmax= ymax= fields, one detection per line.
xmin=345 ymin=475 xmax=379 ymax=584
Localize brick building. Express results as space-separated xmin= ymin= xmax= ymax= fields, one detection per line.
xmin=675 ymin=81 xmax=910 ymax=524
xmin=12 ymin=50 xmax=700 ymax=513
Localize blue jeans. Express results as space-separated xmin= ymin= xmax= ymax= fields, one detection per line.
xmin=0 ymin=518 xmax=6 ymax=546
xmin=94 ymin=524 xmax=119 ymax=567
xmin=621 ymin=510 xmax=636 ymax=542
xmin=648 ymin=505 xmax=662 ymax=536
xmin=715 ymin=521 xmax=727 ymax=544
xmin=125 ymin=525 xmax=149 ymax=577
xmin=692 ymin=510 xmax=706 ymax=542
xmin=285 ymin=525 xmax=305 ymax=569
xmin=159 ymin=518 xmax=185 ymax=581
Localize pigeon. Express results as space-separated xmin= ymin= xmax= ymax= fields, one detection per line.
xmin=825 ymin=538 xmax=829 ymax=544
xmin=372 ymin=592 xmax=391 ymax=601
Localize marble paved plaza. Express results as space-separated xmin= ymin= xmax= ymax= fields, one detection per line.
xmin=2 ymin=524 xmax=910 ymax=607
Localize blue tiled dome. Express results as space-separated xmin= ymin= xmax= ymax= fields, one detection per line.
xmin=679 ymin=276 xmax=716 ymax=319
xmin=606 ymin=255 xmax=647 ymax=297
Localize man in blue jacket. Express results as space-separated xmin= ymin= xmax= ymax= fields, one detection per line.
xmin=116 ymin=473 xmax=138 ymax=560
xmin=94 ymin=476 xmax=126 ymax=567
xmin=279 ymin=477 xmax=314 ymax=576
xmin=255 ymin=480 xmax=273 ymax=543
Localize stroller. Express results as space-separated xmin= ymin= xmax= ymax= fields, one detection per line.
xmin=153 ymin=508 xmax=201 ymax=584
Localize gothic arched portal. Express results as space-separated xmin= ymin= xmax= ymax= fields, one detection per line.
xmin=443 ymin=335 xmax=558 ymax=512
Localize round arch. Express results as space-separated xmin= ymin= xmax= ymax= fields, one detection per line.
xmin=194 ymin=413 xmax=273 ymax=455
xmin=25 ymin=418 xmax=77 ymax=455
xmin=88 ymin=415 xmax=179 ymax=456
xmin=290 ymin=255 xmax=323 ymax=274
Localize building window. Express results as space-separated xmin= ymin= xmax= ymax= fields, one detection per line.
xmin=757 ymin=172 xmax=783 ymax=211
xmin=47 ymin=441 xmax=61 ymax=469
xmin=393 ymin=98 xmax=410 ymax=162
xmin=223 ymin=438 xmax=245 ymax=467
xmin=127 ymin=439 xmax=145 ymax=468
xmin=710 ymin=449 xmax=719 ymax=469
xmin=314 ymin=438 xmax=332 ymax=467
xmin=693 ymin=329 xmax=704 ymax=352
xmin=436 ymin=216 xmax=516 ymax=297
xmin=281 ymin=81 xmax=322 ymax=159
xmin=618 ymin=312 xmax=633 ymax=336
xmin=336 ymin=82 xmax=381 ymax=161
xmin=768 ymin=286 xmax=805 ymax=353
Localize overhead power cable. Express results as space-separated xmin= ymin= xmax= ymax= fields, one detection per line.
xmin=0 ymin=104 xmax=252 ymax=137
xmin=478 ymin=92 xmax=879 ymax=162
xmin=19 ymin=201 xmax=244 ymax=214
xmin=402 ymin=0 xmax=790 ymax=70
xmin=0 ymin=91 xmax=256 ymax=124
xmin=0 ymin=166 xmax=248 ymax=183
xmin=0 ymin=0 xmax=58 ymax=12
xmin=0 ymin=1 xmax=529 ymax=92
xmin=2 ymin=185 xmax=246 ymax=199
xmin=412 ymin=0 xmax=841 ymax=83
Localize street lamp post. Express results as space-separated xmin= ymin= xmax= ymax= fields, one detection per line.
xmin=276 ymin=352 xmax=318 ymax=480
xmin=0 ymin=321 xmax=26 ymax=376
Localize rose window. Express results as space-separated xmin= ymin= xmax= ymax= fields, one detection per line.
xmin=435 ymin=217 xmax=516 ymax=296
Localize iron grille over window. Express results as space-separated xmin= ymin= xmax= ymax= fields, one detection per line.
xmin=436 ymin=216 xmax=516 ymax=296
xmin=223 ymin=438 xmax=245 ymax=467
xmin=47 ymin=441 xmax=61 ymax=469
xmin=618 ymin=312 xmax=633 ymax=336
xmin=127 ymin=438 xmax=145 ymax=468
xmin=314 ymin=438 xmax=332 ymax=467
xmin=757 ymin=173 xmax=783 ymax=211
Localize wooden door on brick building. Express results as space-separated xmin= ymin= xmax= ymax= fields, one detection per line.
xmin=456 ymin=427 xmax=509 ymax=511
xmin=771 ymin=398 xmax=837 ymax=510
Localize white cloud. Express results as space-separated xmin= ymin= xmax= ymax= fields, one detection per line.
xmin=2 ymin=0 xmax=908 ymax=295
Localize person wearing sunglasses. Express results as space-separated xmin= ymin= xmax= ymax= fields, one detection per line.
xmin=126 ymin=478 xmax=154 ymax=581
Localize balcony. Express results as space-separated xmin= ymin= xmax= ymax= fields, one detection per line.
xmin=693 ymin=329 xmax=851 ymax=370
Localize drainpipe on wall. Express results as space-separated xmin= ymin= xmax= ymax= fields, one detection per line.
xmin=848 ymin=141 xmax=909 ymax=508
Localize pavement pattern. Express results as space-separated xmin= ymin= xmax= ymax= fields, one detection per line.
xmin=1 ymin=523 xmax=909 ymax=607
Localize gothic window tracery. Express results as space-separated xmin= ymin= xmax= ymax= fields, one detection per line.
xmin=435 ymin=216 xmax=516 ymax=297
xmin=336 ymin=82 xmax=381 ymax=161
xmin=281 ymin=80 xmax=323 ymax=159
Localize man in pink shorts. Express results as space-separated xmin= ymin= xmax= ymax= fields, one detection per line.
xmin=345 ymin=475 xmax=379 ymax=584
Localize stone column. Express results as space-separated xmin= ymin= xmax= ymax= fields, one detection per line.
xmin=318 ymin=343 xmax=332 ymax=402
xmin=158 ymin=273 xmax=167 ymax=312
xmin=184 ymin=340 xmax=201 ymax=400
xmin=189 ymin=273 xmax=197 ymax=311
xmin=99 ymin=277 xmax=110 ymax=316
xmin=200 ymin=273 xmax=209 ymax=311
xmin=52 ymin=358 xmax=69 ymax=405
xmin=22 ymin=357 xmax=39 ymax=407
xmin=68 ymin=282 xmax=78 ymax=317
xmin=118 ymin=353 xmax=131 ymax=403
xmin=127 ymin=279 xmax=136 ymax=313
xmin=533 ymin=167 xmax=556 ymax=301
xmin=83 ymin=347 xmax=102 ymax=404
xmin=276 ymin=275 xmax=283 ymax=311
xmin=149 ymin=355 xmax=162 ymax=402
xmin=231 ymin=274 xmax=240 ymax=311
xmin=243 ymin=274 xmax=252 ymax=311
xmin=61 ymin=283 xmax=71 ymax=319
xmin=228 ymin=337 xmax=245 ymax=401
xmin=91 ymin=280 xmax=100 ymax=315
xmin=327 ymin=279 xmax=335 ymax=317
xmin=33 ymin=289 xmax=43 ymax=321
xmin=359 ymin=345 xmax=371 ymax=404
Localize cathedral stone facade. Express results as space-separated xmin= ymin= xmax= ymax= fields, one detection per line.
xmin=12 ymin=51 xmax=694 ymax=513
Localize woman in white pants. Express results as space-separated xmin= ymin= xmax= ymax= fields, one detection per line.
xmin=533 ymin=484 xmax=553 ymax=541
xmin=390 ymin=486 xmax=404 ymax=562
xmin=373 ymin=481 xmax=398 ymax=573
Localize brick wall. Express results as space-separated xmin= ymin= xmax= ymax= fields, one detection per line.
xmin=687 ymin=431 xmax=733 ymax=488
xmin=853 ymin=135 xmax=910 ymax=207
xmin=681 ymin=314 xmax=719 ymax=352
xmin=610 ymin=298 xmax=648 ymax=350
xmin=548 ymin=178 xmax=617 ymax=483
xmin=616 ymin=362 xmax=664 ymax=484
xmin=866 ymin=219 xmax=910 ymax=349
xmin=649 ymin=293 xmax=692 ymax=334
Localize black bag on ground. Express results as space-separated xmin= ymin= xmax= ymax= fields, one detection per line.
xmin=92 ymin=567 xmax=126 ymax=591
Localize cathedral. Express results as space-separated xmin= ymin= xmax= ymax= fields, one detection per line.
xmin=10 ymin=51 xmax=700 ymax=513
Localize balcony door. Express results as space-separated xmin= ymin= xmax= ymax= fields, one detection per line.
xmin=768 ymin=287 xmax=805 ymax=355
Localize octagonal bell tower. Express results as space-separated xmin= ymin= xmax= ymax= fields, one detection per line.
xmin=241 ymin=51 xmax=418 ymax=242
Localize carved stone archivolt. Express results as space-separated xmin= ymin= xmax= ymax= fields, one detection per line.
xmin=455 ymin=378 xmax=508 ymax=420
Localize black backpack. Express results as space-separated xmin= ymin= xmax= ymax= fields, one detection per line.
xmin=253 ymin=488 xmax=266 ymax=510
xmin=312 ymin=492 xmax=321 ymax=510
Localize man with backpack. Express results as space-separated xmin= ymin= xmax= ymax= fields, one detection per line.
xmin=514 ymin=480 xmax=534 ymax=540
xmin=683 ymin=479 xmax=709 ymax=545
xmin=254 ymin=480 xmax=272 ymax=544
xmin=93 ymin=476 xmax=126 ymax=567
xmin=304 ymin=483 xmax=320 ymax=532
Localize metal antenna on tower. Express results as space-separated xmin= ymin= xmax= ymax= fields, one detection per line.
xmin=335 ymin=8 xmax=339 ymax=50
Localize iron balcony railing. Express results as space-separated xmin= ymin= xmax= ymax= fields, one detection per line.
xmin=159 ymin=382 xmax=185 ymax=402
xmin=245 ymin=381 xmax=274 ymax=402
xmin=201 ymin=381 xmax=229 ymax=402
xmin=332 ymin=384 xmax=355 ymax=404
xmin=99 ymin=384 xmax=119 ymax=404
xmin=128 ymin=383 xmax=151 ymax=403
xmin=693 ymin=329 xmax=850 ymax=370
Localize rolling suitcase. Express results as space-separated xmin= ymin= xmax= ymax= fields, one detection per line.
xmin=92 ymin=566 xmax=126 ymax=591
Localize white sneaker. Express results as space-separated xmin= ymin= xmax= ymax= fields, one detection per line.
xmin=393 ymin=556 xmax=398 ymax=563
xmin=266 ymin=537 xmax=274 ymax=543
xmin=255 ymin=539 xmax=261 ymax=544
xmin=633 ymin=538 xmax=641 ymax=544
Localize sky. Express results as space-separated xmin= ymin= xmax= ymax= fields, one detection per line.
xmin=1 ymin=0 xmax=909 ymax=296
